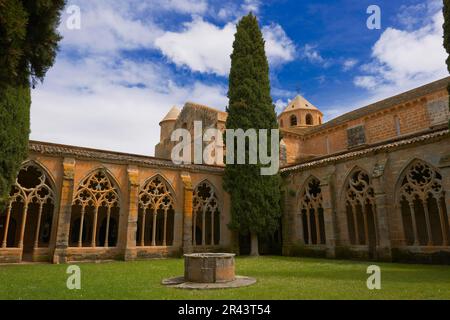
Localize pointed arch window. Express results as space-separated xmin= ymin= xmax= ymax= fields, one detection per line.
xmin=137 ymin=176 xmax=175 ymax=247
xmin=70 ymin=170 xmax=120 ymax=248
xmin=1 ymin=164 xmax=56 ymax=250
xmin=345 ymin=170 xmax=378 ymax=246
xmin=193 ymin=181 xmax=220 ymax=246
xmin=299 ymin=177 xmax=326 ymax=245
xmin=399 ymin=161 xmax=448 ymax=246
xmin=306 ymin=114 xmax=313 ymax=125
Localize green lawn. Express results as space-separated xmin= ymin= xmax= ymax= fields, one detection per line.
xmin=0 ymin=256 xmax=449 ymax=300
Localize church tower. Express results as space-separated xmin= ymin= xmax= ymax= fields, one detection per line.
xmin=155 ymin=106 xmax=180 ymax=159
xmin=278 ymin=95 xmax=323 ymax=129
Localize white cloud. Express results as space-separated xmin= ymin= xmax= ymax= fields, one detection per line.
xmin=301 ymin=44 xmax=330 ymax=67
xmin=155 ymin=18 xmax=236 ymax=76
xmin=61 ymin=1 xmax=163 ymax=53
xmin=31 ymin=57 xmax=227 ymax=156
xmin=262 ymin=24 xmax=296 ymax=65
xmin=342 ymin=58 xmax=358 ymax=71
xmin=156 ymin=0 xmax=208 ymax=14
xmin=274 ymin=99 xmax=287 ymax=114
xmin=155 ymin=19 xmax=296 ymax=76
xmin=354 ymin=1 xmax=448 ymax=97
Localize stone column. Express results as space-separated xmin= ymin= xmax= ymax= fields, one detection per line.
xmin=124 ymin=166 xmax=139 ymax=261
xmin=371 ymin=158 xmax=392 ymax=261
xmin=321 ymin=175 xmax=336 ymax=258
xmin=52 ymin=158 xmax=76 ymax=264
xmin=181 ymin=173 xmax=193 ymax=254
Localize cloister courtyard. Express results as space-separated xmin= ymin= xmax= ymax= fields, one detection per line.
xmin=0 ymin=256 xmax=449 ymax=300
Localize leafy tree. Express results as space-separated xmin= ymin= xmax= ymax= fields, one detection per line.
xmin=223 ymin=14 xmax=281 ymax=256
xmin=0 ymin=0 xmax=65 ymax=207
xmin=444 ymin=0 xmax=450 ymax=127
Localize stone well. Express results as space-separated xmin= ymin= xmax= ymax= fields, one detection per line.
xmin=184 ymin=253 xmax=236 ymax=283
xmin=162 ymin=253 xmax=256 ymax=289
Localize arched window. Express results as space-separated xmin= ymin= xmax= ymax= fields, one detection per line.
xmin=137 ymin=176 xmax=175 ymax=247
xmin=299 ymin=177 xmax=326 ymax=245
xmin=193 ymin=181 xmax=220 ymax=246
xmin=0 ymin=163 xmax=55 ymax=251
xmin=70 ymin=170 xmax=120 ymax=248
xmin=306 ymin=114 xmax=313 ymax=125
xmin=345 ymin=170 xmax=377 ymax=248
xmin=290 ymin=115 xmax=298 ymax=127
xmin=399 ymin=161 xmax=448 ymax=246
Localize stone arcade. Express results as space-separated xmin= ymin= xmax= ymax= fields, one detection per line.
xmin=0 ymin=77 xmax=450 ymax=264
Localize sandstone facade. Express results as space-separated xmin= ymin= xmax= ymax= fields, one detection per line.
xmin=0 ymin=77 xmax=449 ymax=264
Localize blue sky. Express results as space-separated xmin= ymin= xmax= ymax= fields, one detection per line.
xmin=30 ymin=0 xmax=448 ymax=155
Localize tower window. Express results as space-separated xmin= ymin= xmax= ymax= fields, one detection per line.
xmin=306 ymin=114 xmax=313 ymax=125
xmin=290 ymin=115 xmax=298 ymax=127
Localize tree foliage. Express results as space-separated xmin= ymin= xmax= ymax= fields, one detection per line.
xmin=0 ymin=0 xmax=65 ymax=207
xmin=0 ymin=86 xmax=31 ymax=206
xmin=444 ymin=0 xmax=450 ymax=127
xmin=223 ymin=14 xmax=281 ymax=248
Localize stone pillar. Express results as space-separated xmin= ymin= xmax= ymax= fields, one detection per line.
xmin=124 ymin=166 xmax=139 ymax=261
xmin=52 ymin=158 xmax=76 ymax=264
xmin=321 ymin=175 xmax=336 ymax=258
xmin=181 ymin=173 xmax=194 ymax=254
xmin=372 ymin=158 xmax=392 ymax=261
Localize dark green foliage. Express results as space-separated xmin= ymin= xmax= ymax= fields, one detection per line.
xmin=444 ymin=0 xmax=450 ymax=127
xmin=223 ymin=14 xmax=281 ymax=239
xmin=0 ymin=0 xmax=65 ymax=208
xmin=0 ymin=0 xmax=66 ymax=86
xmin=0 ymin=86 xmax=30 ymax=206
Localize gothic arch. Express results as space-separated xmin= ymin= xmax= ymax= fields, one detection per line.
xmin=298 ymin=176 xmax=326 ymax=245
xmin=0 ymin=162 xmax=56 ymax=252
xmin=343 ymin=167 xmax=378 ymax=251
xmin=193 ymin=180 xmax=221 ymax=246
xmin=396 ymin=159 xmax=448 ymax=246
xmin=137 ymin=174 xmax=176 ymax=247
xmin=22 ymin=159 xmax=57 ymax=191
xmin=69 ymin=168 xmax=121 ymax=248
xmin=141 ymin=173 xmax=177 ymax=202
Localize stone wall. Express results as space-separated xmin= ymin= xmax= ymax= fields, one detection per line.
xmin=0 ymin=143 xmax=232 ymax=264
xmin=282 ymin=129 xmax=450 ymax=264
xmin=283 ymin=85 xmax=449 ymax=164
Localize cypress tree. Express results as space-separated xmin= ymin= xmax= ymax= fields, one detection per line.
xmin=444 ymin=0 xmax=450 ymax=127
xmin=223 ymin=14 xmax=281 ymax=256
xmin=0 ymin=0 xmax=65 ymax=207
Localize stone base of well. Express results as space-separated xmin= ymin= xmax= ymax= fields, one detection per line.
xmin=162 ymin=276 xmax=257 ymax=290
xmin=162 ymin=253 xmax=256 ymax=290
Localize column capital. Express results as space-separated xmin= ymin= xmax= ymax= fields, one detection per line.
xmin=127 ymin=165 xmax=139 ymax=187
xmin=180 ymin=172 xmax=193 ymax=190
xmin=63 ymin=158 xmax=76 ymax=180
xmin=372 ymin=156 xmax=388 ymax=180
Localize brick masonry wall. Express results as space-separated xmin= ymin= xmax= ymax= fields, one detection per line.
xmin=295 ymin=89 xmax=449 ymax=159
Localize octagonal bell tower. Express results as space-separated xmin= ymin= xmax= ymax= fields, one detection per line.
xmin=278 ymin=95 xmax=323 ymax=129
